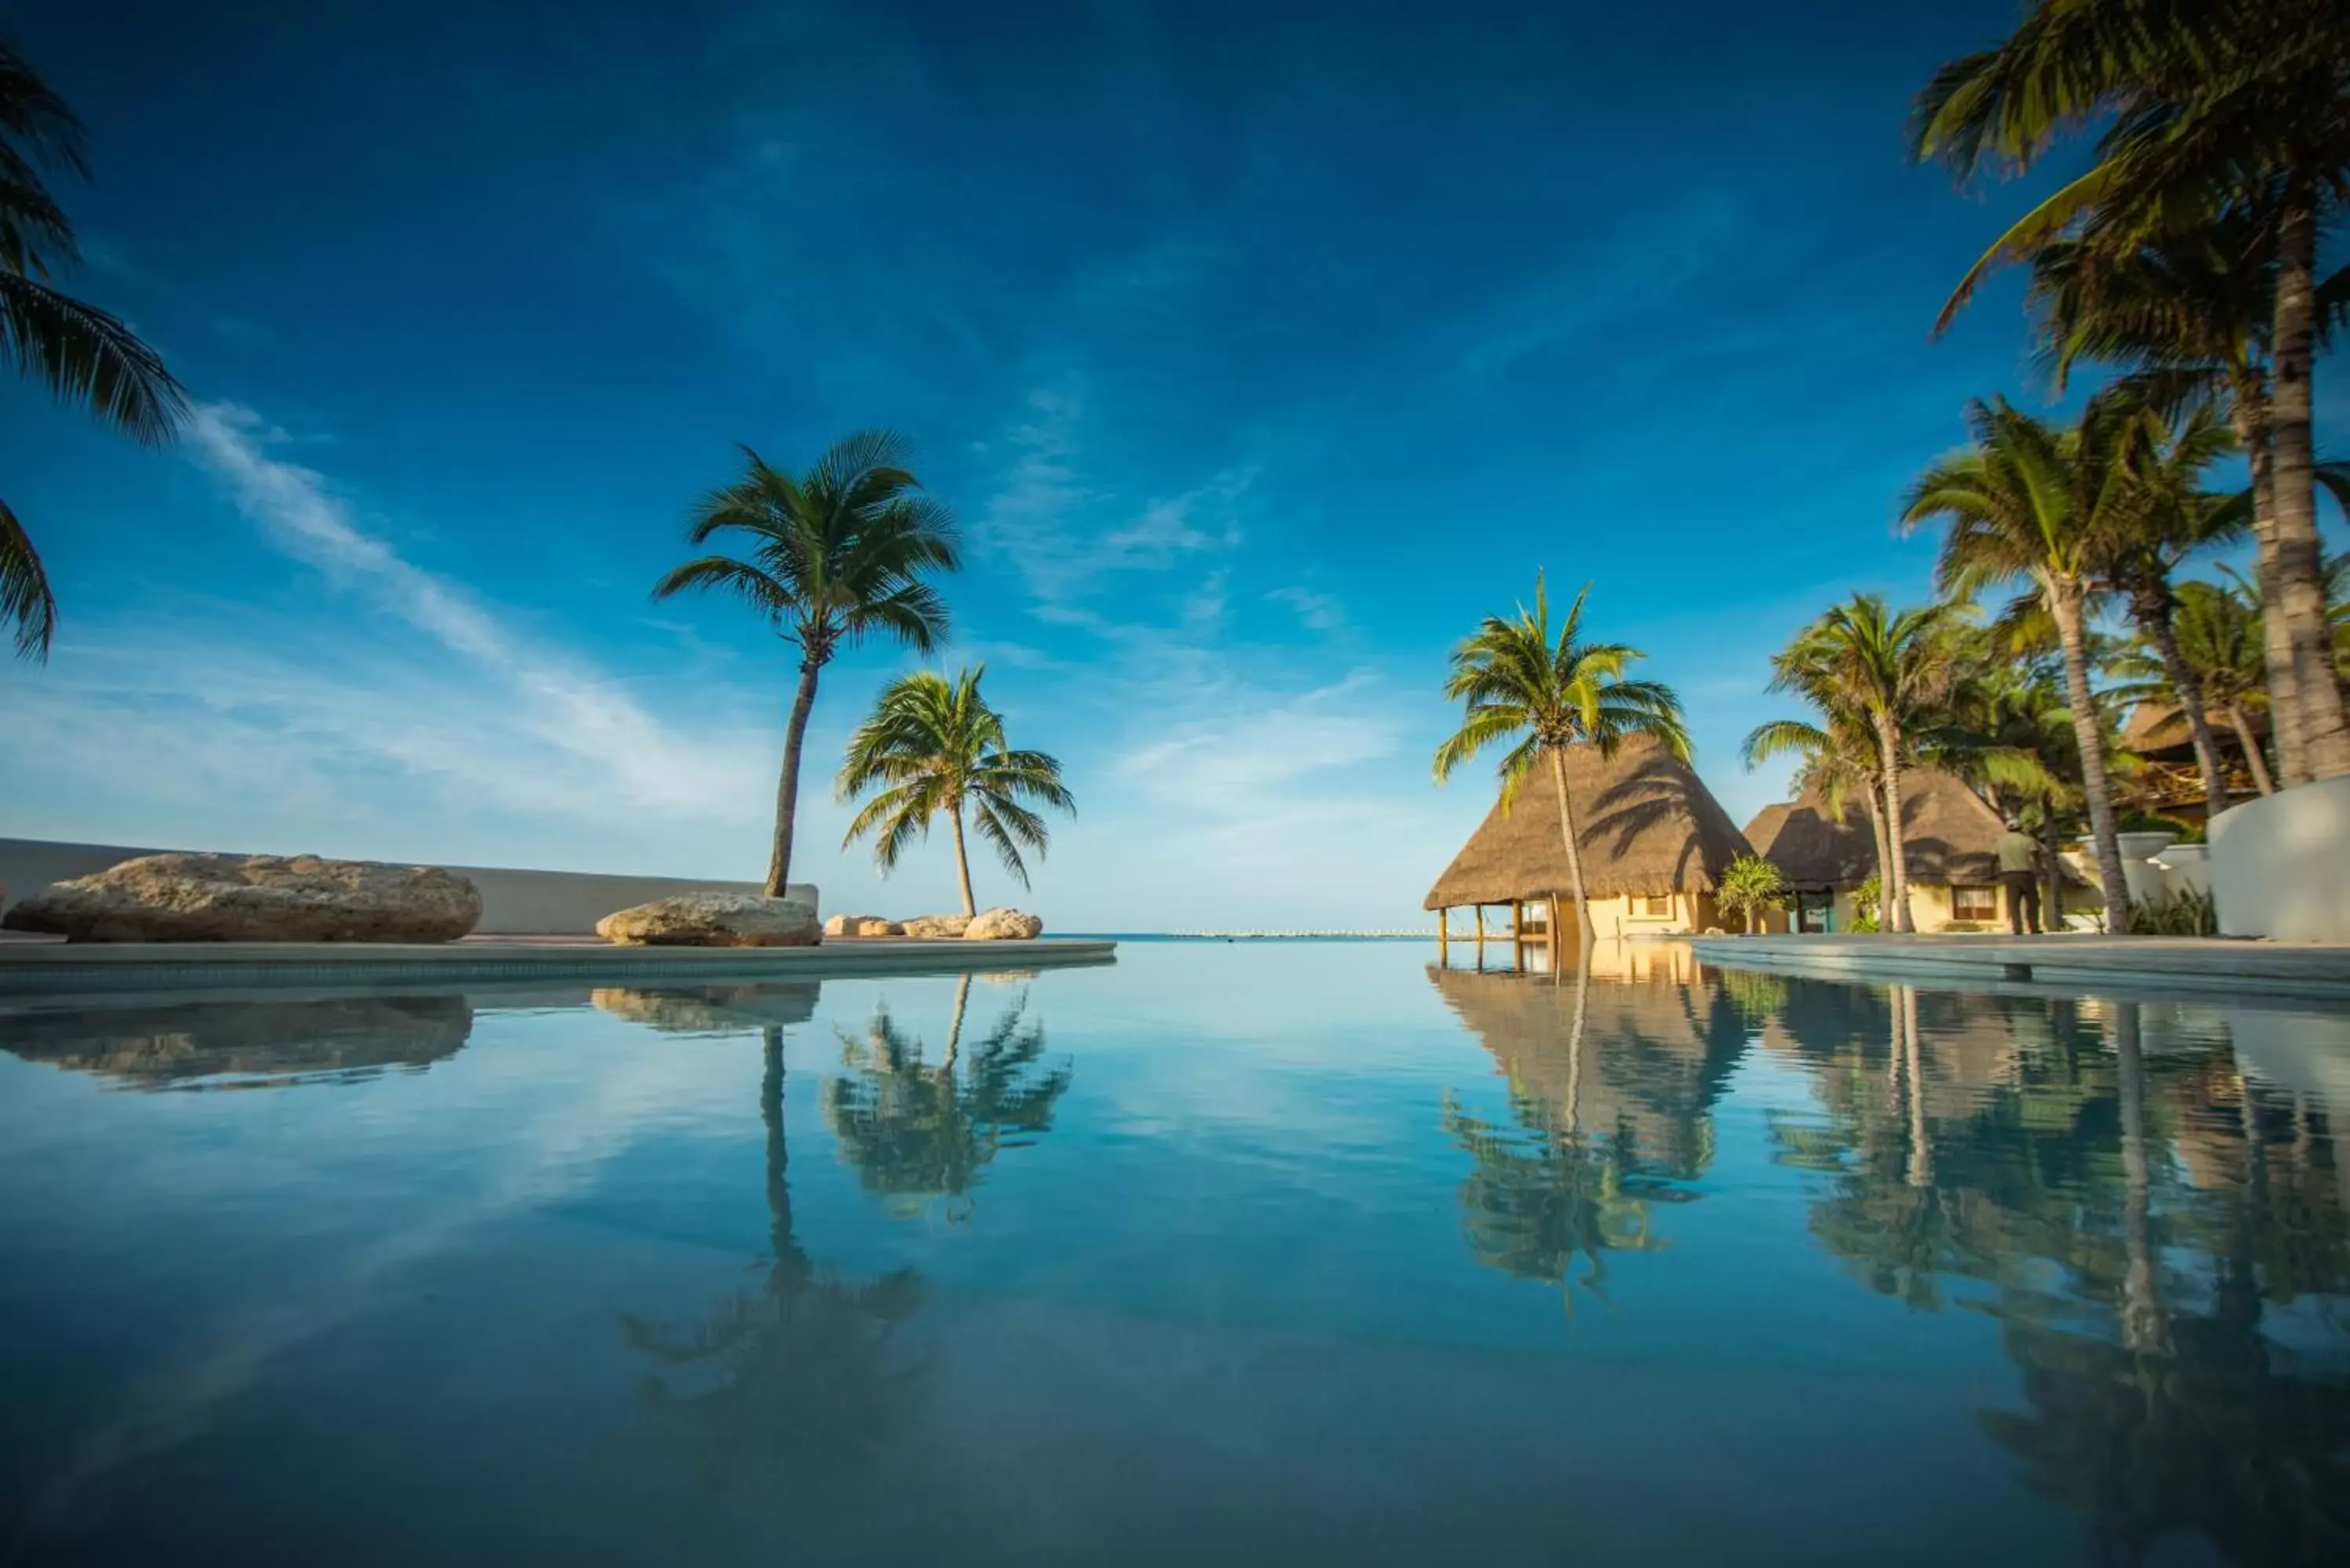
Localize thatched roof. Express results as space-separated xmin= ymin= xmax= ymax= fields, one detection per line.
xmin=1744 ymin=765 xmax=2009 ymax=887
xmin=2122 ymin=700 xmax=2264 ymax=758
xmin=1423 ymin=735 xmax=1755 ymax=909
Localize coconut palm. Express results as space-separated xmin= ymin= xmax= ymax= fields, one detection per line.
xmin=1902 ymin=397 xmax=2140 ymax=933
xmin=1431 ymin=576 xmax=1689 ymax=949
xmin=2110 ymin=579 xmax=2276 ymax=796
xmin=1 ymin=41 xmax=186 ymax=660
xmin=1911 ymin=0 xmax=2350 ymax=779
xmin=2093 ymin=401 xmax=2246 ymax=813
xmin=1743 ymin=703 xmax=1893 ymax=924
xmin=1764 ymin=596 xmax=1965 ymax=934
xmin=836 ymin=666 xmax=1074 ymax=919
xmin=656 ymin=432 xmax=958 ymax=897
xmin=1716 ymin=854 xmax=1787 ymax=937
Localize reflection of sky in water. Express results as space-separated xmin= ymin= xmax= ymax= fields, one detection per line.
xmin=1 ymin=942 xmax=2345 ymax=1566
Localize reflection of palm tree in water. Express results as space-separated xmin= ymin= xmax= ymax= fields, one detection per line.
xmin=623 ymin=1024 xmax=926 ymax=1490
xmin=1444 ymin=966 xmax=1681 ymax=1313
xmin=823 ymin=981 xmax=1073 ymax=1220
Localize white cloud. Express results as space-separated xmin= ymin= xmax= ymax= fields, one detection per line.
xmin=1267 ymin=585 xmax=1346 ymax=634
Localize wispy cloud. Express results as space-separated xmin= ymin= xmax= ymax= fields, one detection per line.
xmin=180 ymin=405 xmax=765 ymax=820
xmin=1267 ymin=586 xmax=1346 ymax=634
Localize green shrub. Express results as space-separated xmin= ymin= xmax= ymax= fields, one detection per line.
xmin=2126 ymin=887 xmax=2218 ymax=936
xmin=1849 ymin=873 xmax=1882 ymax=934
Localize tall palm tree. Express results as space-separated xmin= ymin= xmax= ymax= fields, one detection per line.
xmin=2093 ymin=401 xmax=2246 ymax=814
xmin=1765 ymin=596 xmax=1964 ymax=934
xmin=1911 ymin=0 xmax=2350 ymax=779
xmin=2020 ymin=222 xmax=2323 ymax=783
xmin=1743 ymin=694 xmax=1894 ymax=925
xmin=2110 ymin=578 xmax=2276 ymax=796
xmin=837 ymin=666 xmax=1074 ymax=919
xmin=1902 ymin=397 xmax=2138 ymax=933
xmin=1 ymin=41 xmax=186 ymax=660
xmin=656 ymin=432 xmax=958 ymax=897
xmin=1431 ymin=576 xmax=1689 ymax=949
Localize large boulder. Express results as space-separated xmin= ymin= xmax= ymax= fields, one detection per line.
xmin=822 ymin=913 xmax=902 ymax=938
xmin=899 ymin=913 xmax=971 ymax=939
xmin=0 ymin=854 xmax=482 ymax=944
xmin=964 ymin=907 xmax=1043 ymax=941
xmin=596 ymin=892 xmax=820 ymax=948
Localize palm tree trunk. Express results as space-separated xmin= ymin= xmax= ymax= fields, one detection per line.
xmin=2048 ymin=576 xmax=2131 ymax=934
xmin=2228 ymin=703 xmax=2276 ymax=796
xmin=2039 ymin=811 xmax=2062 ymax=933
xmin=948 ymin=803 xmax=977 ymax=918
xmin=1900 ymin=985 xmax=1930 ymax=1189
xmin=2270 ymin=193 xmax=2350 ymax=779
xmin=761 ymin=1027 xmax=808 ymax=1283
xmin=1876 ymin=723 xmax=1914 ymax=934
xmin=2137 ymin=587 xmax=2229 ymax=815
xmin=2234 ymin=388 xmax=2308 ymax=785
xmin=1546 ymin=745 xmax=1593 ymax=952
xmin=766 ymin=657 xmax=824 ymax=898
xmin=943 ymin=974 xmax=970 ymax=1072
xmin=2110 ymin=1002 xmax=2165 ymax=1354
xmin=1864 ymin=782 xmax=1893 ymax=933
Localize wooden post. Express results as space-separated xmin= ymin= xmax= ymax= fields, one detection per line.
xmin=1473 ymin=905 xmax=1486 ymax=943
xmin=1437 ymin=908 xmax=1449 ymax=963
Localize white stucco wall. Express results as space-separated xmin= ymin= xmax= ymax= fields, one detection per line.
xmin=2210 ymin=777 xmax=2350 ymax=941
xmin=0 ymin=838 xmax=818 ymax=935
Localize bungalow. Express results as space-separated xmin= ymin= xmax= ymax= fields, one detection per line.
xmin=1424 ymin=735 xmax=1756 ymax=944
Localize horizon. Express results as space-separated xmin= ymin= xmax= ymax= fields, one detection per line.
xmin=1 ymin=0 xmax=2338 ymax=930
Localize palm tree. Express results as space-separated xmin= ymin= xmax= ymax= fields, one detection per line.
xmin=1902 ymin=397 xmax=2138 ymax=933
xmin=1911 ymin=0 xmax=2350 ymax=779
xmin=1743 ymin=694 xmax=1894 ymax=923
xmin=1431 ymin=576 xmax=1689 ymax=949
xmin=1 ymin=41 xmax=186 ymax=660
xmin=1943 ymin=651 xmax=2085 ymax=924
xmin=2094 ymin=401 xmax=2246 ymax=814
xmin=1764 ymin=596 xmax=1964 ymax=934
xmin=656 ymin=432 xmax=958 ymax=897
xmin=2021 ymin=223 xmax=2323 ymax=785
xmin=837 ymin=666 xmax=1074 ymax=919
xmin=2110 ymin=578 xmax=2276 ymax=796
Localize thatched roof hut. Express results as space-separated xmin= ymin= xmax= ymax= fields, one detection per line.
xmin=1423 ymin=735 xmax=1755 ymax=911
xmin=1744 ymin=766 xmax=2008 ymax=887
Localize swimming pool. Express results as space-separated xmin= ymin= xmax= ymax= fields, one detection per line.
xmin=2 ymin=941 xmax=2343 ymax=1565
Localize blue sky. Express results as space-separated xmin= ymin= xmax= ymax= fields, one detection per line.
xmin=1 ymin=0 xmax=2329 ymax=929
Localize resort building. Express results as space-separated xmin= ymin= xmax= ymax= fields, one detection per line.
xmin=2118 ymin=702 xmax=2266 ymax=823
xmin=1424 ymin=735 xmax=1756 ymax=944
xmin=1744 ymin=765 xmax=2081 ymax=934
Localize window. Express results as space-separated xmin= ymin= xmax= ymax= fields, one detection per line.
xmin=1951 ymin=885 xmax=1999 ymax=922
xmin=1636 ymin=894 xmax=1674 ymax=919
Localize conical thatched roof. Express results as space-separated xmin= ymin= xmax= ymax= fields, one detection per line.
xmin=1423 ymin=735 xmax=1755 ymax=909
xmin=2122 ymin=700 xmax=2264 ymax=759
xmin=1744 ymin=766 xmax=2008 ymax=887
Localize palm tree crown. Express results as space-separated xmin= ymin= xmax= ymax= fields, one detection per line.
xmin=2 ymin=40 xmax=186 ymax=660
xmin=837 ymin=665 xmax=1075 ymax=919
xmin=1433 ymin=575 xmax=1687 ymax=945
xmin=655 ymin=431 xmax=959 ymax=896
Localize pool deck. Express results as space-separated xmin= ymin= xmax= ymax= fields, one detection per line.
xmin=1687 ymin=932 xmax=2350 ymax=1002
xmin=0 ymin=933 xmax=1117 ymax=997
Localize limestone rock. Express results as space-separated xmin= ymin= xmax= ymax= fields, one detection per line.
xmin=822 ymin=914 xmax=902 ymax=938
xmin=899 ymin=913 xmax=971 ymax=939
xmin=964 ymin=907 xmax=1043 ymax=941
xmin=597 ymin=892 xmax=820 ymax=948
xmin=0 ymin=854 xmax=482 ymax=944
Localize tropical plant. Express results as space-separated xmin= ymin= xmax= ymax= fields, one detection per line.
xmin=1762 ymin=596 xmax=1965 ymax=934
xmin=1911 ymin=0 xmax=2350 ymax=779
xmin=655 ymin=432 xmax=958 ymax=896
xmin=1744 ymin=696 xmax=1893 ymax=921
xmin=1431 ymin=576 xmax=1688 ymax=948
xmin=1849 ymin=873 xmax=1883 ymax=935
xmin=2107 ymin=578 xmax=2276 ymax=795
xmin=1716 ymin=854 xmax=1788 ymax=936
xmin=1901 ymin=396 xmax=2141 ymax=934
xmin=836 ymin=665 xmax=1073 ymax=919
xmin=0 ymin=41 xmax=186 ymax=660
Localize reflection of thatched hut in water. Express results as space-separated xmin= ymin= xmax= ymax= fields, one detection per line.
xmin=1427 ymin=964 xmax=1748 ymax=1178
xmin=0 ymin=993 xmax=475 ymax=1089
xmin=1424 ymin=735 xmax=1756 ymax=944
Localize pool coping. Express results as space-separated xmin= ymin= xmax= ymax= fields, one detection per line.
xmin=1686 ymin=932 xmax=2350 ymax=1002
xmin=0 ymin=935 xmax=1117 ymax=996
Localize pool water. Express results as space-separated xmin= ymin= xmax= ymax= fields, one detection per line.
xmin=2 ymin=941 xmax=2345 ymax=1566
